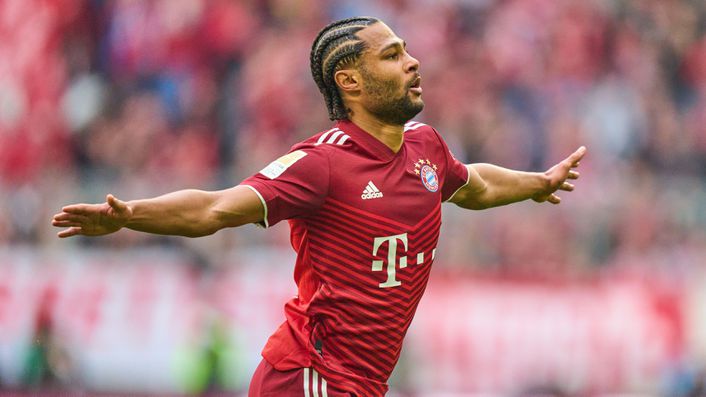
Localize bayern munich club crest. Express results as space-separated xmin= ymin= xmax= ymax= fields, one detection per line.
xmin=414 ymin=159 xmax=439 ymax=192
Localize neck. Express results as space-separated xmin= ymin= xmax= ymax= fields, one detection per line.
xmin=348 ymin=110 xmax=405 ymax=153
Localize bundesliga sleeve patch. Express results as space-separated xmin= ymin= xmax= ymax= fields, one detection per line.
xmin=259 ymin=150 xmax=308 ymax=179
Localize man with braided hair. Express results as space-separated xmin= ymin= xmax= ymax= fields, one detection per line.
xmin=52 ymin=17 xmax=587 ymax=396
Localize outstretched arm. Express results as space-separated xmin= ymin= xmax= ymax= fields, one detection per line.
xmin=449 ymin=146 xmax=586 ymax=210
xmin=52 ymin=185 xmax=264 ymax=238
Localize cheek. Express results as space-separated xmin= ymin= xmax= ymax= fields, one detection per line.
xmin=375 ymin=75 xmax=404 ymax=96
xmin=362 ymin=67 xmax=404 ymax=98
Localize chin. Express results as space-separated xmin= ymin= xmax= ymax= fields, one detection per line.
xmin=407 ymin=92 xmax=424 ymax=106
xmin=410 ymin=99 xmax=425 ymax=114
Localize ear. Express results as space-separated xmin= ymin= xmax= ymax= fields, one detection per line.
xmin=334 ymin=69 xmax=360 ymax=94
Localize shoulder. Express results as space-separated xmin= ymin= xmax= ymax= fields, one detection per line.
xmin=404 ymin=120 xmax=443 ymax=144
xmin=404 ymin=120 xmax=457 ymax=159
xmin=298 ymin=126 xmax=352 ymax=149
xmin=282 ymin=126 xmax=352 ymax=159
xmin=263 ymin=126 xmax=357 ymax=173
xmin=404 ymin=120 xmax=432 ymax=133
xmin=403 ymin=120 xmax=440 ymax=138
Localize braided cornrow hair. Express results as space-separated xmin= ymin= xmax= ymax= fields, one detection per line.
xmin=310 ymin=16 xmax=380 ymax=120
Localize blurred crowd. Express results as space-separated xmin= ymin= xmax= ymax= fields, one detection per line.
xmin=2 ymin=0 xmax=706 ymax=277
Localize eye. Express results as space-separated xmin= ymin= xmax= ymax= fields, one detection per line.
xmin=386 ymin=52 xmax=399 ymax=60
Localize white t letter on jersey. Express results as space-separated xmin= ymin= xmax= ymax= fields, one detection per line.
xmin=371 ymin=233 xmax=408 ymax=288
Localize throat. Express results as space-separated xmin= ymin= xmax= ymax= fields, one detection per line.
xmin=349 ymin=114 xmax=405 ymax=153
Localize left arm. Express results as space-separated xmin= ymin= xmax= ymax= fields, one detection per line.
xmin=449 ymin=146 xmax=586 ymax=210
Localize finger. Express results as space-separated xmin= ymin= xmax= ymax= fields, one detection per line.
xmin=560 ymin=182 xmax=575 ymax=192
xmin=547 ymin=194 xmax=561 ymax=204
xmin=52 ymin=220 xmax=84 ymax=228
xmin=567 ymin=170 xmax=580 ymax=180
xmin=53 ymin=213 xmax=90 ymax=223
xmin=568 ymin=146 xmax=587 ymax=165
xmin=58 ymin=227 xmax=82 ymax=238
xmin=62 ymin=204 xmax=93 ymax=215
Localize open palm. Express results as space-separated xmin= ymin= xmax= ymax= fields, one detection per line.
xmin=532 ymin=146 xmax=586 ymax=204
xmin=52 ymin=194 xmax=133 ymax=238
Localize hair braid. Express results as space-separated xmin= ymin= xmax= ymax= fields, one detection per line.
xmin=310 ymin=16 xmax=380 ymax=120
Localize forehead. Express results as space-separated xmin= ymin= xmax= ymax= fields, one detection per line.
xmin=356 ymin=22 xmax=402 ymax=52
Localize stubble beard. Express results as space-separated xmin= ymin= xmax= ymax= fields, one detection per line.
xmin=361 ymin=68 xmax=424 ymax=126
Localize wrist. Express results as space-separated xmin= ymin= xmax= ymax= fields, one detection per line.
xmin=537 ymin=171 xmax=551 ymax=191
xmin=123 ymin=201 xmax=138 ymax=228
xmin=530 ymin=172 xmax=551 ymax=201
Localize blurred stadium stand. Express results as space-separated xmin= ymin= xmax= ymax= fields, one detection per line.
xmin=2 ymin=0 xmax=706 ymax=395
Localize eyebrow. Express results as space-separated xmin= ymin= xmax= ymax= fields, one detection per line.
xmin=378 ymin=39 xmax=406 ymax=54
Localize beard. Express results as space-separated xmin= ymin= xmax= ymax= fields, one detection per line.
xmin=360 ymin=67 xmax=424 ymax=125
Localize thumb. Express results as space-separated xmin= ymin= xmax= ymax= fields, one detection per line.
xmin=106 ymin=194 xmax=128 ymax=214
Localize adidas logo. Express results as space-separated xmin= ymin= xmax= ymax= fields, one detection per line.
xmin=361 ymin=181 xmax=383 ymax=200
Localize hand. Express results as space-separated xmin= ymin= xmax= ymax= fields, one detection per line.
xmin=532 ymin=146 xmax=587 ymax=204
xmin=52 ymin=194 xmax=133 ymax=238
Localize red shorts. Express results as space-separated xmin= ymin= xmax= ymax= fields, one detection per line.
xmin=248 ymin=359 xmax=354 ymax=396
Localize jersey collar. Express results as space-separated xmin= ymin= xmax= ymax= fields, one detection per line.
xmin=335 ymin=120 xmax=400 ymax=162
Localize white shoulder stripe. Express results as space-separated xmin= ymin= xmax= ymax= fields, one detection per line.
xmin=316 ymin=128 xmax=339 ymax=145
xmin=404 ymin=121 xmax=426 ymax=132
xmin=336 ymin=134 xmax=349 ymax=145
xmin=326 ymin=130 xmax=345 ymax=144
xmin=315 ymin=128 xmax=351 ymax=146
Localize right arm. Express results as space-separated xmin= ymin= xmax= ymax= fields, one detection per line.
xmin=52 ymin=185 xmax=264 ymax=238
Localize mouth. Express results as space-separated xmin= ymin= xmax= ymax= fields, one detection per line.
xmin=409 ymin=76 xmax=422 ymax=94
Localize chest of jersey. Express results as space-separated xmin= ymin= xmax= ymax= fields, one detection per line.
xmin=327 ymin=140 xmax=445 ymax=226
xmin=301 ymin=138 xmax=445 ymax=292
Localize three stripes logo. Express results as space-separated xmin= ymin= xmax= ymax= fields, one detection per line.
xmin=316 ymin=127 xmax=350 ymax=146
xmin=361 ymin=181 xmax=383 ymax=200
xmin=404 ymin=120 xmax=426 ymax=132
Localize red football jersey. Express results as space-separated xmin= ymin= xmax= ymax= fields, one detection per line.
xmin=241 ymin=119 xmax=469 ymax=396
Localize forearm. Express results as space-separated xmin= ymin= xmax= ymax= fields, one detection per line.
xmin=125 ymin=189 xmax=225 ymax=237
xmin=456 ymin=164 xmax=548 ymax=209
xmin=472 ymin=163 xmax=548 ymax=207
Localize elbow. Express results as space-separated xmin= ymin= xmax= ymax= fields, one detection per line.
xmin=181 ymin=214 xmax=224 ymax=238
xmin=181 ymin=227 xmax=218 ymax=238
xmin=209 ymin=208 xmax=252 ymax=231
xmin=456 ymin=200 xmax=491 ymax=211
xmin=472 ymin=202 xmax=492 ymax=210
xmin=452 ymin=186 xmax=493 ymax=210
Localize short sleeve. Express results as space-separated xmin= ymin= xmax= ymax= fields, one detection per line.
xmin=239 ymin=147 xmax=330 ymax=227
xmin=432 ymin=129 xmax=470 ymax=202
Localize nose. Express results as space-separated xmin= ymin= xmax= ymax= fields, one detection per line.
xmin=405 ymin=53 xmax=420 ymax=73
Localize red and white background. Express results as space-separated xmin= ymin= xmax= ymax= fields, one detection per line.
xmin=3 ymin=0 xmax=706 ymax=395
xmin=0 ymin=247 xmax=702 ymax=396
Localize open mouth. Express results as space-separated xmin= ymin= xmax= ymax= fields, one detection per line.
xmin=409 ymin=76 xmax=422 ymax=94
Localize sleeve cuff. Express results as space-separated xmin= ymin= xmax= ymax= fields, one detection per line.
xmin=241 ymin=184 xmax=269 ymax=228
xmin=444 ymin=164 xmax=471 ymax=203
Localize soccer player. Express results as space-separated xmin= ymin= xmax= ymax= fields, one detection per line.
xmin=52 ymin=17 xmax=586 ymax=397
